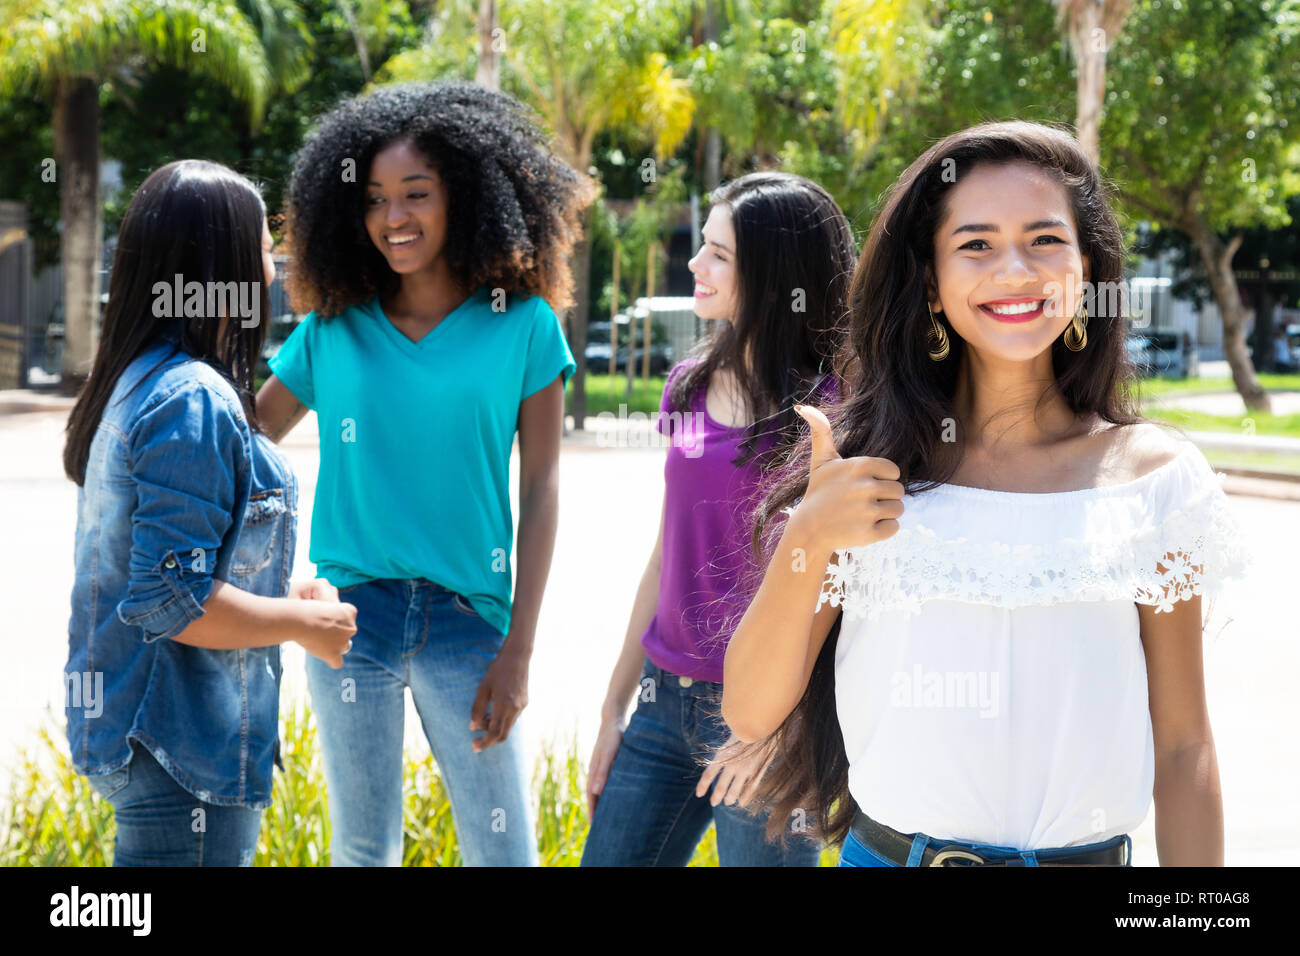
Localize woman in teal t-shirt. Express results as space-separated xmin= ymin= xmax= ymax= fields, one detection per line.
xmin=257 ymin=82 xmax=592 ymax=866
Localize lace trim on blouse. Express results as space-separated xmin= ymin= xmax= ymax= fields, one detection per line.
xmin=806 ymin=450 xmax=1253 ymax=622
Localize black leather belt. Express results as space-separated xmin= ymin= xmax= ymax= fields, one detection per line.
xmin=850 ymin=811 xmax=1130 ymax=867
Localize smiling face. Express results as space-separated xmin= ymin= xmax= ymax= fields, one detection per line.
xmin=364 ymin=138 xmax=452 ymax=275
xmin=688 ymin=204 xmax=739 ymax=322
xmin=930 ymin=161 xmax=1090 ymax=363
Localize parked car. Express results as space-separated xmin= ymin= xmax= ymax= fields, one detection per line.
xmin=584 ymin=319 xmax=672 ymax=374
xmin=585 ymin=342 xmax=674 ymax=375
xmin=1285 ymin=323 xmax=1300 ymax=370
xmin=257 ymin=312 xmax=302 ymax=377
xmin=1125 ymin=329 xmax=1198 ymax=379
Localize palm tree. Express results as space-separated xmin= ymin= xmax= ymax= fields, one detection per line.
xmin=0 ymin=0 xmax=284 ymax=392
xmin=830 ymin=0 xmax=934 ymax=165
xmin=500 ymin=0 xmax=694 ymax=428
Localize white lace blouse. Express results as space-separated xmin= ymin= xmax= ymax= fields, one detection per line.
xmin=815 ymin=438 xmax=1252 ymax=851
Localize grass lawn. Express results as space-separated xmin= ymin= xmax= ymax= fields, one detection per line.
xmin=1143 ymin=405 xmax=1300 ymax=440
xmin=1136 ymin=373 xmax=1300 ymax=441
xmin=570 ymin=372 xmax=1300 ymax=427
xmin=566 ymin=373 xmax=666 ymax=418
xmin=1136 ymin=372 xmax=1300 ymax=399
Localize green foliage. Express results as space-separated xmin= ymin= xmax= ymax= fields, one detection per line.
xmin=1103 ymin=0 xmax=1300 ymax=232
xmin=0 ymin=0 xmax=425 ymax=252
xmin=1138 ymin=372 xmax=1300 ymax=397
xmin=566 ymin=374 xmax=667 ymax=417
xmin=0 ymin=0 xmax=275 ymax=125
xmin=0 ymin=91 xmax=60 ymax=269
xmin=789 ymin=0 xmax=1073 ymax=224
xmin=532 ymin=735 xmax=589 ymax=867
xmin=1145 ymin=405 xmax=1300 ymax=439
xmin=0 ymin=725 xmax=114 ymax=867
xmin=496 ymin=0 xmax=696 ymax=151
xmin=1 ymin=697 xmax=832 ymax=866
xmin=257 ymin=701 xmax=331 ymax=866
xmin=688 ymin=13 xmax=839 ymax=172
xmin=829 ymin=0 xmax=936 ymax=158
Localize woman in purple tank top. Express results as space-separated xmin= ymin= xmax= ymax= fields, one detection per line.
xmin=581 ymin=173 xmax=855 ymax=866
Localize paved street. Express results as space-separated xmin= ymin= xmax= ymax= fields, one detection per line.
xmin=1 ymin=406 xmax=1296 ymax=864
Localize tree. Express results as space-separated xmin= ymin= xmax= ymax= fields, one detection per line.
xmin=1136 ymin=199 xmax=1300 ymax=370
xmin=687 ymin=6 xmax=837 ymax=179
xmin=0 ymin=0 xmax=278 ymax=391
xmin=477 ymin=0 xmax=500 ymax=90
xmin=1054 ymin=0 xmax=1133 ymax=166
xmin=811 ymin=0 xmax=1072 ymax=224
xmin=830 ymin=0 xmax=936 ymax=164
xmin=1103 ymin=0 xmax=1300 ymax=412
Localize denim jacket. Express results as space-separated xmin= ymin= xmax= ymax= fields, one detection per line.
xmin=65 ymin=328 xmax=298 ymax=809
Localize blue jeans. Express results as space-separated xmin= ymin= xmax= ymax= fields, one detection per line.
xmin=838 ymin=827 xmax=1134 ymax=867
xmin=306 ymin=578 xmax=537 ymax=866
xmin=581 ymin=656 xmax=822 ymax=866
xmin=85 ymin=741 xmax=263 ymax=866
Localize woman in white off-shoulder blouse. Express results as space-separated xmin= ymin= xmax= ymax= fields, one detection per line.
xmin=719 ymin=121 xmax=1252 ymax=868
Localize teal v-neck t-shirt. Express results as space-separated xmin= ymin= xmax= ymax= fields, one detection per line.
xmin=268 ymin=286 xmax=576 ymax=636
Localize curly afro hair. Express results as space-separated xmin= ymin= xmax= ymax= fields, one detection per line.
xmin=283 ymin=81 xmax=597 ymax=317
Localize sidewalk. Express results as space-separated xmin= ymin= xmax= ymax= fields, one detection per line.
xmin=1183 ymin=429 xmax=1300 ymax=456
xmin=0 ymin=389 xmax=75 ymax=414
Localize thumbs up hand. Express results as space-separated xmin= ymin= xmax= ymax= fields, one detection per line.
xmin=791 ymin=404 xmax=906 ymax=553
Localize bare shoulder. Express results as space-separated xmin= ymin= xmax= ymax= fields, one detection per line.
xmin=1100 ymin=421 xmax=1190 ymax=482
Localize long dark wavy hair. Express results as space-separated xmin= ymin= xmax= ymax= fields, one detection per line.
xmin=736 ymin=121 xmax=1155 ymax=849
xmin=670 ymin=171 xmax=857 ymax=469
xmin=63 ymin=160 xmax=271 ymax=486
xmin=283 ymin=81 xmax=597 ymax=317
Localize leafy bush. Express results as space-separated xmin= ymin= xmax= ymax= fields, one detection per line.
xmin=1 ymin=700 xmax=832 ymax=866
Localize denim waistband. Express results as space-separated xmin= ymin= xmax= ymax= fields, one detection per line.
xmin=642 ymin=657 xmax=723 ymax=698
xmin=859 ymin=820 xmax=1133 ymax=867
xmin=342 ymin=577 xmax=458 ymax=595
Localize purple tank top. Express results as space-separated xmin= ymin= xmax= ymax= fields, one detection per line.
xmin=640 ymin=358 xmax=838 ymax=682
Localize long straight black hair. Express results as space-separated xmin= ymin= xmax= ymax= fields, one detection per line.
xmin=739 ymin=121 xmax=1150 ymax=849
xmin=63 ymin=160 xmax=271 ymax=485
xmin=670 ymin=172 xmax=857 ymax=469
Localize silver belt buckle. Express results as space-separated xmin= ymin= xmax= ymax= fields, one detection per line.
xmin=929 ymin=847 xmax=987 ymax=866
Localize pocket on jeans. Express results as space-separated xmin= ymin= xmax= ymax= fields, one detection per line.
xmin=451 ymin=592 xmax=481 ymax=618
xmin=86 ymin=764 xmax=131 ymax=803
xmin=839 ymin=830 xmax=895 ymax=867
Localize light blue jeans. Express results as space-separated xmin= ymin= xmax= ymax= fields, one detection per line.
xmin=306 ymin=578 xmax=537 ymax=866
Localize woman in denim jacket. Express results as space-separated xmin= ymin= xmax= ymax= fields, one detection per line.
xmin=62 ymin=160 xmax=357 ymax=867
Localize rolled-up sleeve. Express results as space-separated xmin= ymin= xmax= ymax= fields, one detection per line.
xmin=115 ymin=383 xmax=246 ymax=642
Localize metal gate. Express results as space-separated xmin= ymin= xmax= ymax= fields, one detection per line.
xmin=0 ymin=201 xmax=34 ymax=390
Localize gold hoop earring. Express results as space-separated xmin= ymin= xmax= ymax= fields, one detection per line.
xmin=1064 ymin=298 xmax=1088 ymax=351
xmin=926 ymin=303 xmax=950 ymax=362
